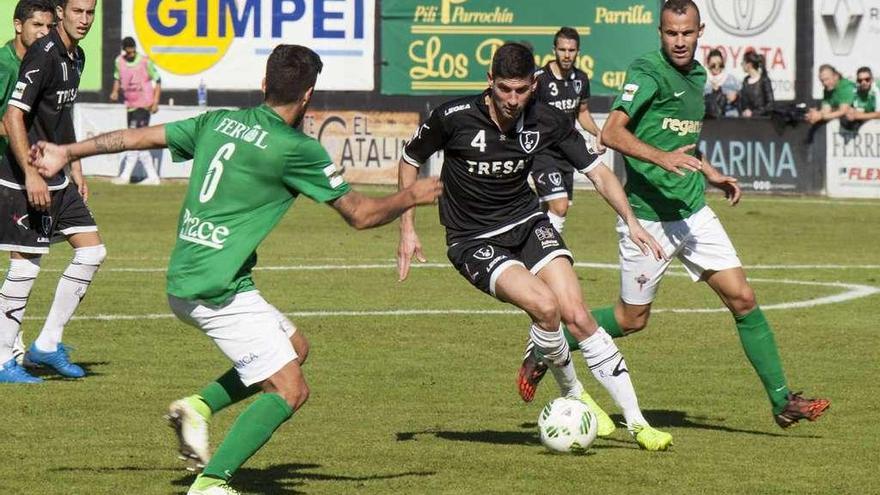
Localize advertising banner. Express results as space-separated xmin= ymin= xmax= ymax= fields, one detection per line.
xmin=693 ymin=0 xmax=796 ymax=100
xmin=301 ymin=110 xmax=421 ymax=184
xmin=826 ymin=119 xmax=880 ymax=198
xmin=121 ymin=0 xmax=375 ymax=91
xmin=698 ymin=118 xmax=824 ymax=193
xmin=74 ymin=103 xmax=217 ymax=178
xmin=381 ymin=0 xmax=659 ymax=95
xmin=0 ymin=2 xmax=103 ymax=91
xmin=813 ymin=0 xmax=880 ymax=98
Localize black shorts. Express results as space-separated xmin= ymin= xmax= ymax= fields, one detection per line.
xmin=0 ymin=183 xmax=98 ymax=254
xmin=447 ymin=215 xmax=572 ymax=297
xmin=127 ymin=108 xmax=151 ymax=129
xmin=531 ymin=154 xmax=574 ymax=203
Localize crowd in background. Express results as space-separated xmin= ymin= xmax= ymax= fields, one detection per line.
xmin=703 ymin=49 xmax=878 ymax=129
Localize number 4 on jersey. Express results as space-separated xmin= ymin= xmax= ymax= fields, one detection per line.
xmin=471 ymin=129 xmax=486 ymax=153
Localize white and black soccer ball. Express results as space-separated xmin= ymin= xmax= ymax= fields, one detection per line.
xmin=537 ymin=397 xmax=599 ymax=453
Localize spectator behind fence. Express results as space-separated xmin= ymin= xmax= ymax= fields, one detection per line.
xmin=844 ymin=66 xmax=880 ymax=124
xmin=806 ymin=64 xmax=855 ymax=127
xmin=704 ymin=48 xmax=739 ymax=118
xmin=109 ymin=36 xmax=162 ymax=185
xmin=739 ymin=51 xmax=774 ymax=118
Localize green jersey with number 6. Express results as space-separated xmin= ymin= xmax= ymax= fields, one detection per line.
xmin=611 ymin=50 xmax=707 ymax=221
xmin=164 ymin=104 xmax=350 ymax=304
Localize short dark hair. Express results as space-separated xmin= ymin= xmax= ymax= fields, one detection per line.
xmin=661 ymin=0 xmax=700 ymax=25
xmin=706 ymin=48 xmax=724 ymax=67
xmin=743 ymin=50 xmax=765 ymax=72
xmin=14 ymin=0 xmax=55 ymax=22
xmin=121 ymin=36 xmax=136 ymax=49
xmin=491 ymin=42 xmax=534 ymax=80
xmin=554 ymin=27 xmax=580 ymax=49
xmin=857 ymin=66 xmax=873 ymax=76
xmin=264 ymin=44 xmax=323 ymax=105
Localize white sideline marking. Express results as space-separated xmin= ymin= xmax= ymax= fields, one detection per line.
xmin=22 ymin=270 xmax=880 ymax=321
xmin=36 ymin=262 xmax=880 ymax=273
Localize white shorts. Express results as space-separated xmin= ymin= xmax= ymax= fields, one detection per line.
xmin=617 ymin=206 xmax=742 ymax=305
xmin=168 ymin=290 xmax=298 ymax=386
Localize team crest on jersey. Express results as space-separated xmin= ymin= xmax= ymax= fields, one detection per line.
xmin=473 ymin=246 xmax=495 ymax=260
xmin=573 ymin=80 xmax=582 ymax=95
xmin=548 ymin=172 xmax=563 ymax=187
xmin=519 ymin=131 xmax=540 ymax=153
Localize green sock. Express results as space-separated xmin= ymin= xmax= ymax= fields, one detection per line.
xmin=735 ymin=307 xmax=789 ymax=414
xmin=561 ymin=306 xmax=625 ymax=348
xmin=197 ymin=368 xmax=260 ymax=414
xmin=202 ymin=392 xmax=294 ymax=481
xmin=591 ymin=306 xmax=625 ymax=338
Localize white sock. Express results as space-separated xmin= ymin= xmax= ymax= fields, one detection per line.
xmin=118 ymin=152 xmax=137 ymax=180
xmin=547 ymin=211 xmax=566 ymax=234
xmin=140 ymin=152 xmax=159 ymax=179
xmin=34 ymin=245 xmax=106 ymax=352
xmin=530 ymin=323 xmax=583 ymax=397
xmin=0 ymin=258 xmax=42 ymax=364
xmin=578 ymin=327 xmax=648 ymax=427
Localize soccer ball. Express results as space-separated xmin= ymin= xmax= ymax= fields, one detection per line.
xmin=537 ymin=397 xmax=598 ymax=453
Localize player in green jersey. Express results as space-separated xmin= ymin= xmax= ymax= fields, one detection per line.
xmin=0 ymin=0 xmax=55 ymax=380
xmin=31 ymin=45 xmax=442 ymax=495
xmin=845 ymin=66 xmax=880 ymax=123
xmin=523 ymin=0 xmax=830 ymax=430
xmin=0 ymin=0 xmax=54 ymax=148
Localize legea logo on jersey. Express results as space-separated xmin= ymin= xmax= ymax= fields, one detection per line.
xmin=133 ymin=0 xmax=367 ymax=76
xmin=661 ymin=117 xmax=702 ymax=137
xmin=179 ymin=208 xmax=231 ymax=250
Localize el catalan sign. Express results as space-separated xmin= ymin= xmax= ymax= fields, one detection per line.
xmin=381 ymin=0 xmax=658 ymax=95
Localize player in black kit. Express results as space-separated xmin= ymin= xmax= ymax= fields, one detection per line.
xmin=0 ymin=0 xmax=102 ymax=383
xmin=531 ymin=27 xmax=605 ymax=234
xmin=396 ymin=42 xmax=674 ymax=450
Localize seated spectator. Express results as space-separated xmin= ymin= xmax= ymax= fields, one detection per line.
xmin=806 ymin=64 xmax=855 ymax=126
xmin=704 ymin=48 xmax=739 ymax=118
xmin=844 ymin=66 xmax=880 ymax=123
xmin=739 ymin=51 xmax=774 ymax=117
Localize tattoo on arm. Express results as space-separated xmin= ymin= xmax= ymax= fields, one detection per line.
xmin=94 ymin=131 xmax=126 ymax=154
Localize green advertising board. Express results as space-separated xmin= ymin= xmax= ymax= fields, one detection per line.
xmin=0 ymin=2 xmax=103 ymax=91
xmin=381 ymin=0 xmax=658 ymax=95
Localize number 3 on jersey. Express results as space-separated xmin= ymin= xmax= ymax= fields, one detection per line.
xmin=471 ymin=129 xmax=486 ymax=153
xmin=200 ymin=143 xmax=234 ymax=203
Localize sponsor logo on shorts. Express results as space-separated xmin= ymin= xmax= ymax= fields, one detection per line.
xmin=463 ymin=262 xmax=478 ymax=281
xmin=535 ymin=226 xmax=559 ymax=249
xmin=519 ymin=130 xmax=540 ymax=153
xmin=12 ymin=213 xmax=28 ymax=230
xmin=234 ymin=352 xmax=259 ymax=369
xmin=473 ymin=246 xmax=495 ymax=260
xmin=636 ymin=273 xmax=649 ymax=291
xmin=486 ymin=254 xmax=508 ymax=272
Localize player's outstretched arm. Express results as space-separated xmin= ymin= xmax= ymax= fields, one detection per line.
xmin=330 ymin=175 xmax=441 ymax=232
xmin=396 ymin=159 xmax=426 ymax=281
xmin=32 ymin=125 xmax=168 ymax=178
xmin=586 ymin=163 xmax=665 ymax=260
xmin=700 ymin=157 xmax=741 ymax=206
xmin=603 ymin=109 xmax=701 ymax=176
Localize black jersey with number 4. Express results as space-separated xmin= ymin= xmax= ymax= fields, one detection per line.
xmin=403 ymin=90 xmax=600 ymax=244
xmin=1 ymin=29 xmax=83 ymax=190
xmin=534 ymin=63 xmax=590 ymax=125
